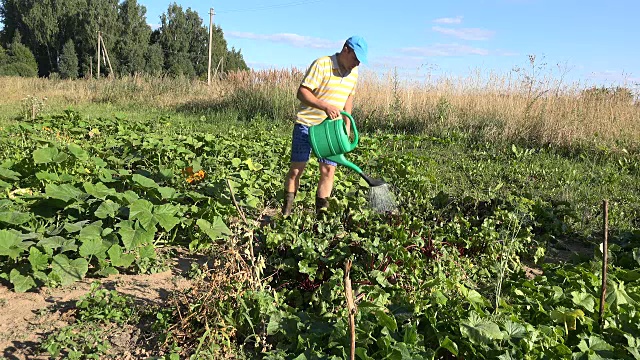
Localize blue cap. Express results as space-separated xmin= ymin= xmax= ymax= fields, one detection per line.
xmin=346 ymin=36 xmax=368 ymax=65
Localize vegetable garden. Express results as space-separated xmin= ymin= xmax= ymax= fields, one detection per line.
xmin=0 ymin=109 xmax=639 ymax=359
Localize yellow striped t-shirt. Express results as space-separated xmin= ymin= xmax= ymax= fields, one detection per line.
xmin=296 ymin=54 xmax=358 ymax=126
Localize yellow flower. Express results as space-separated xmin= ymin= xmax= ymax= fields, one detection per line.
xmin=185 ymin=167 xmax=206 ymax=184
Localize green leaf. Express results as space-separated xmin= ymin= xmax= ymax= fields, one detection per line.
xmin=36 ymin=171 xmax=60 ymax=181
xmin=0 ymin=229 xmax=24 ymax=260
xmin=64 ymin=220 xmax=89 ymax=233
xmin=79 ymin=238 xmax=104 ymax=258
xmin=60 ymin=239 xmax=78 ymax=253
xmin=266 ymin=312 xmax=283 ymax=336
xmin=45 ymin=183 xmax=83 ymax=202
xmin=33 ymin=146 xmax=59 ymax=164
xmin=606 ymin=280 xmax=636 ymax=311
xmin=571 ymin=291 xmax=596 ymax=313
xmin=51 ymin=254 xmax=88 ymax=286
xmin=10 ymin=269 xmax=36 ymax=293
xmin=139 ymin=243 xmax=156 ymax=259
xmin=95 ymin=200 xmax=120 ymax=219
xmin=577 ymin=335 xmax=614 ymax=356
xmin=460 ymin=315 xmax=504 ymax=345
xmin=108 ymin=244 xmax=135 ymax=268
xmin=77 ymin=222 xmax=102 ymax=242
xmin=460 ymin=285 xmax=486 ymax=306
xmin=0 ymin=167 xmax=21 ymax=181
xmin=439 ymin=336 xmax=459 ymax=355
xmin=129 ymin=199 xmax=158 ymax=231
xmin=118 ymin=220 xmax=155 ymax=251
xmin=53 ymin=152 xmax=69 ymax=163
xmin=244 ymin=158 xmax=263 ymax=171
xmin=550 ymin=308 xmax=585 ymax=330
xmin=122 ymin=191 xmax=140 ymax=204
xmin=154 ymin=204 xmax=180 ymax=231
xmin=92 ymin=156 xmax=107 ymax=168
xmin=67 ymin=143 xmax=88 ymax=161
xmin=298 ymin=259 xmax=318 ymax=279
xmin=29 ymin=247 xmax=50 ymax=271
xmin=502 ymin=321 xmax=527 ymax=340
xmin=38 ymin=236 xmax=66 ymax=251
xmin=96 ymin=266 xmax=119 ymax=277
xmin=132 ymin=174 xmax=159 ymax=189
xmin=375 ymin=310 xmax=397 ymax=331
xmin=197 ymin=218 xmax=232 ymax=241
xmin=0 ymin=179 xmax=10 ymax=190
xmin=83 ymin=182 xmax=117 ymax=200
xmin=158 ymin=186 xmax=178 ymax=200
xmin=0 ymin=211 xmax=31 ymax=225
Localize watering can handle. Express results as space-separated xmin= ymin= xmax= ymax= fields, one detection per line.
xmin=339 ymin=111 xmax=359 ymax=148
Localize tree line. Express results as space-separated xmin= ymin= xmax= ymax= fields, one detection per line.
xmin=0 ymin=0 xmax=248 ymax=78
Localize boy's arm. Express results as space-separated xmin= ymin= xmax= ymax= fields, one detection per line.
xmin=297 ymin=85 xmax=341 ymax=119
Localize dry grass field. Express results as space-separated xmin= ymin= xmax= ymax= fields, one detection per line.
xmin=1 ymin=65 xmax=638 ymax=148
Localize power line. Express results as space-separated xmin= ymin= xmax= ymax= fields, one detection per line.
xmin=216 ymin=0 xmax=323 ymax=14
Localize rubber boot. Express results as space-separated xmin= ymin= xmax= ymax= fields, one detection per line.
xmin=315 ymin=196 xmax=329 ymax=215
xmin=282 ymin=191 xmax=296 ymax=216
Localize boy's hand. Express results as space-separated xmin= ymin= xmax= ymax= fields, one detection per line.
xmin=324 ymin=104 xmax=341 ymax=119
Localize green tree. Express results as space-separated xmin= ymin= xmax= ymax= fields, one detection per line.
xmin=0 ymin=32 xmax=37 ymax=76
xmin=156 ymin=3 xmax=247 ymax=77
xmin=0 ymin=0 xmax=103 ymax=76
xmin=114 ymin=0 xmax=151 ymax=75
xmin=0 ymin=45 xmax=8 ymax=66
xmin=184 ymin=7 xmax=208 ymax=77
xmin=58 ymin=39 xmax=78 ymax=79
xmin=581 ymin=86 xmax=635 ymax=103
xmin=77 ymin=0 xmax=119 ymax=78
xmin=158 ymin=3 xmax=198 ymax=77
xmin=144 ymin=42 xmax=164 ymax=75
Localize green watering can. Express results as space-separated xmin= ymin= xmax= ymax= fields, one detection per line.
xmin=309 ymin=111 xmax=385 ymax=187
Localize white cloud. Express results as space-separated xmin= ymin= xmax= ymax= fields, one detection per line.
xmin=372 ymin=55 xmax=427 ymax=69
xmin=226 ymin=31 xmax=341 ymax=49
xmin=433 ymin=16 xmax=463 ymax=24
xmin=495 ymin=50 xmax=519 ymax=56
xmin=147 ymin=23 xmax=161 ymax=30
xmin=402 ymin=44 xmax=490 ymax=56
xmin=432 ymin=26 xmax=495 ymax=41
xmin=588 ymin=70 xmax=640 ymax=84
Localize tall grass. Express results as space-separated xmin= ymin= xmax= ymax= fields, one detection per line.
xmin=1 ymin=65 xmax=638 ymax=148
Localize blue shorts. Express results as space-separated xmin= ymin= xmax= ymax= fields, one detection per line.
xmin=290 ymin=123 xmax=337 ymax=166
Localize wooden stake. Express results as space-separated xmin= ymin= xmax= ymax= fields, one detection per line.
xmin=344 ymin=260 xmax=356 ymax=360
xmin=599 ymin=200 xmax=609 ymax=327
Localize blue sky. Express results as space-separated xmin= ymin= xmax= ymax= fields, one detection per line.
xmin=144 ymin=0 xmax=638 ymax=87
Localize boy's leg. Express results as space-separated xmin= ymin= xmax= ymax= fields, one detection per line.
xmin=316 ymin=160 xmax=336 ymax=213
xmin=283 ymin=162 xmax=306 ymax=216
xmin=282 ymin=124 xmax=311 ymax=216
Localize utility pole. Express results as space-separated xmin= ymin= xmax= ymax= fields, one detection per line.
xmin=100 ymin=33 xmax=115 ymax=78
xmin=207 ymin=7 xmax=215 ymax=86
xmin=97 ymin=31 xmax=101 ymax=79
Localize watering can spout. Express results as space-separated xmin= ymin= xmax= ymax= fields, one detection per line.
xmin=327 ymin=154 xmax=363 ymax=174
xmin=359 ymin=173 xmax=386 ymax=187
